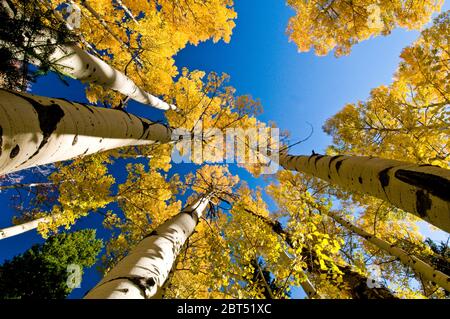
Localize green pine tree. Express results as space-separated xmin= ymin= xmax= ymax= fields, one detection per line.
xmin=0 ymin=229 xmax=103 ymax=299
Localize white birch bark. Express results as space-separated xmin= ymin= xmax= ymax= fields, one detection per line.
xmin=2 ymin=1 xmax=174 ymax=110
xmin=43 ymin=44 xmax=174 ymax=110
xmin=0 ymin=89 xmax=172 ymax=176
xmin=327 ymin=210 xmax=450 ymax=292
xmin=279 ymin=153 xmax=450 ymax=233
xmin=0 ymin=215 xmax=55 ymax=240
xmin=84 ymin=195 xmax=210 ymax=299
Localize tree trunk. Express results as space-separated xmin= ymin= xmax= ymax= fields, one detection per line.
xmin=36 ymin=0 xmax=100 ymax=56
xmin=115 ymin=0 xmax=138 ymax=23
xmin=279 ymin=153 xmax=450 ymax=233
xmin=327 ymin=210 xmax=450 ymax=292
xmin=84 ymin=195 xmax=210 ymax=299
xmin=242 ymin=207 xmax=396 ymax=298
xmin=0 ymin=181 xmax=54 ymax=191
xmin=0 ymin=215 xmax=53 ymax=240
xmin=2 ymin=1 xmax=173 ymax=110
xmin=77 ymin=0 xmax=134 ymax=53
xmin=0 ymin=89 xmax=172 ymax=176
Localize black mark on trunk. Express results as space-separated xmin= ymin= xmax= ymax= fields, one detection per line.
xmin=72 ymin=134 xmax=78 ymax=146
xmin=329 ymin=155 xmax=344 ymax=171
xmin=140 ymin=120 xmax=151 ymax=139
xmin=379 ymin=167 xmax=394 ymax=190
xmin=395 ymin=169 xmax=450 ymax=202
xmin=312 ymin=154 xmax=325 ymax=166
xmin=416 ymin=190 xmax=432 ymax=218
xmin=11 ymin=92 xmax=65 ymax=163
xmin=335 ymin=158 xmax=346 ymax=173
xmin=9 ymin=144 xmax=19 ymax=158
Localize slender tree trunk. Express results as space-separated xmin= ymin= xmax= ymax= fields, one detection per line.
xmin=84 ymin=195 xmax=210 ymax=299
xmin=327 ymin=210 xmax=450 ymax=292
xmin=242 ymin=207 xmax=396 ymax=298
xmin=36 ymin=0 xmax=100 ymax=57
xmin=240 ymin=207 xmax=321 ymax=298
xmin=2 ymin=1 xmax=173 ymax=110
xmin=279 ymin=153 xmax=450 ymax=233
xmin=0 ymin=181 xmax=54 ymax=190
xmin=336 ymin=265 xmax=397 ymax=299
xmin=115 ymin=0 xmax=138 ymax=23
xmin=77 ymin=0 xmax=133 ymax=52
xmin=298 ymin=275 xmax=319 ymax=299
xmin=0 ymin=89 xmax=172 ymax=176
xmin=0 ymin=215 xmax=55 ymax=240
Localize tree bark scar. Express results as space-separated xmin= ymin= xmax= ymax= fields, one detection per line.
xmin=100 ymin=276 xmax=156 ymax=298
xmin=9 ymin=144 xmax=19 ymax=158
xmin=140 ymin=120 xmax=151 ymax=139
xmin=416 ymin=190 xmax=432 ymax=218
xmin=378 ymin=166 xmax=394 ymax=191
xmin=10 ymin=92 xmax=65 ymax=163
xmin=0 ymin=126 xmax=2 ymax=157
xmin=72 ymin=134 xmax=78 ymax=146
xmin=395 ymin=169 xmax=450 ymax=202
xmin=335 ymin=158 xmax=346 ymax=174
xmin=312 ymin=154 xmax=325 ymax=166
xmin=328 ymin=155 xmax=344 ymax=171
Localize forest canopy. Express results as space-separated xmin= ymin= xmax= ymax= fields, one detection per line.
xmin=0 ymin=0 xmax=448 ymax=300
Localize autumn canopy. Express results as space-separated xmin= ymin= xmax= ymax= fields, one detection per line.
xmin=0 ymin=0 xmax=448 ymax=300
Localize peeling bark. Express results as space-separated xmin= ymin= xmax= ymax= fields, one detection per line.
xmin=279 ymin=153 xmax=450 ymax=233
xmin=84 ymin=196 xmax=210 ymax=299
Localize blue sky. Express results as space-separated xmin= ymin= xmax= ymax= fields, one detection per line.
xmin=0 ymin=1 xmax=448 ymax=299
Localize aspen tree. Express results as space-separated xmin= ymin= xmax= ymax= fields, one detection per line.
xmin=237 ymin=190 xmax=396 ymax=299
xmin=279 ymin=152 xmax=450 ymax=233
xmin=324 ymin=12 xmax=449 ymax=167
xmin=0 ymin=215 xmax=52 ymax=240
xmin=325 ymin=210 xmax=450 ymax=292
xmin=286 ymin=0 xmax=443 ymax=56
xmin=85 ymin=194 xmax=211 ymax=298
xmin=0 ymin=89 xmax=172 ymax=176
xmin=2 ymin=0 xmax=174 ymax=110
xmin=270 ymin=170 xmax=450 ymax=296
